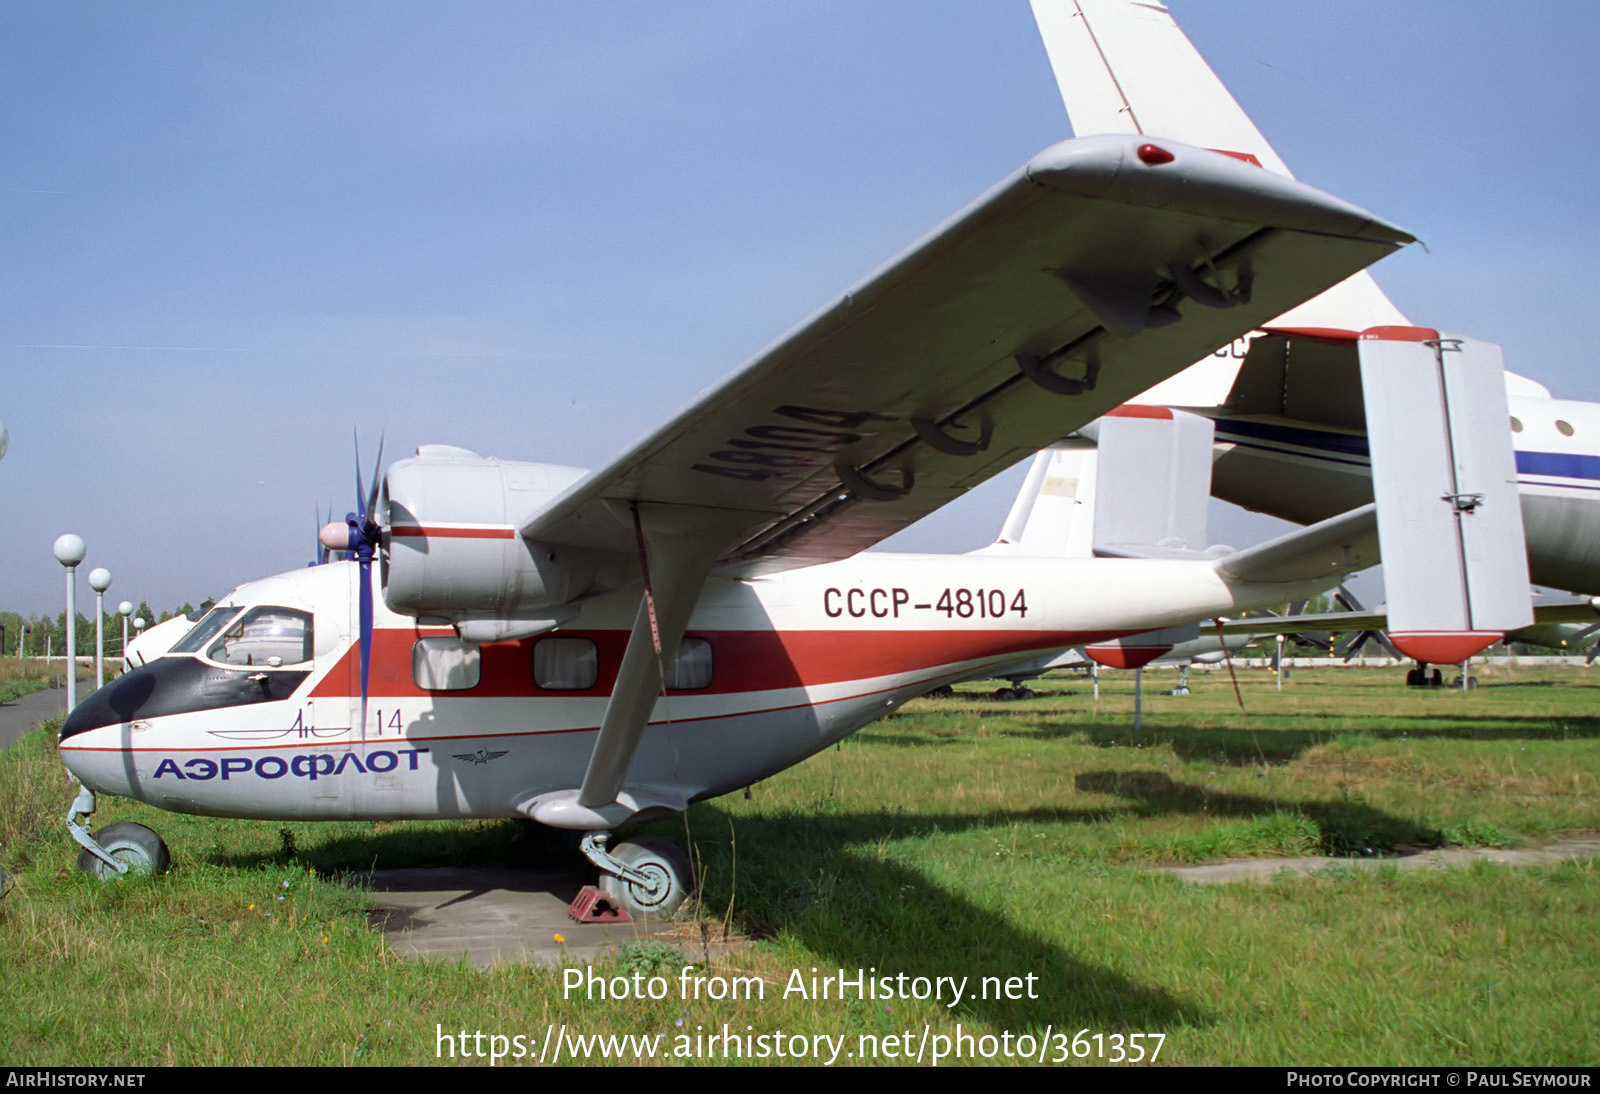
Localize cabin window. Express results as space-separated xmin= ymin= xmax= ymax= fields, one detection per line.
xmin=169 ymin=607 xmax=242 ymax=655
xmin=1557 ymin=419 xmax=1575 ymax=437
xmin=1509 ymin=416 xmax=1523 ymax=433
xmin=533 ymin=637 xmax=598 ymax=690
xmin=413 ymin=637 xmax=480 ymax=691
xmin=206 ymin=607 xmax=313 ymax=667
xmin=665 ymin=637 xmax=714 ymax=690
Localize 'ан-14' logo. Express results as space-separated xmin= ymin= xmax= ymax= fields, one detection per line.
xmin=153 ymin=748 xmax=431 ymax=782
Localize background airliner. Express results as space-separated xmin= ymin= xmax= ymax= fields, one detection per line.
xmin=1031 ymin=0 xmax=1600 ymax=598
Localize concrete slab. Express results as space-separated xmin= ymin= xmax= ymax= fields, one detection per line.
xmin=1150 ymin=833 xmax=1600 ymax=884
xmin=368 ymin=865 xmax=744 ymax=968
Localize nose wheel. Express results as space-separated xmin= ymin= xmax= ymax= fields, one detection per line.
xmin=66 ymin=788 xmax=170 ymax=879
xmin=579 ymin=832 xmax=694 ymax=919
xmin=75 ymin=822 xmax=171 ymax=879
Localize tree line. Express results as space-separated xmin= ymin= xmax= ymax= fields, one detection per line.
xmin=0 ymin=602 xmax=207 ymax=658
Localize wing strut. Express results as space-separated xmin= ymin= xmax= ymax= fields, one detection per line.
xmin=525 ymin=503 xmax=755 ymax=829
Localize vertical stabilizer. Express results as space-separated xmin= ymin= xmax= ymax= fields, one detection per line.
xmin=1030 ymin=0 xmax=1292 ymax=176
xmin=1089 ymin=407 xmax=1214 ymax=557
xmin=989 ymin=440 xmax=1100 ymax=557
xmin=1359 ymin=328 xmax=1533 ymax=661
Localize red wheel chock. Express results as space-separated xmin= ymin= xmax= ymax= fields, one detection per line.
xmin=568 ymin=885 xmax=631 ymax=923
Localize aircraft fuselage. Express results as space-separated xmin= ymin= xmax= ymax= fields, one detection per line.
xmin=60 ymin=552 xmax=1319 ymax=826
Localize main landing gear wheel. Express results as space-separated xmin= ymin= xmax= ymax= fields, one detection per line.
xmin=599 ymin=836 xmax=694 ymax=919
xmin=75 ymin=822 xmax=170 ymax=880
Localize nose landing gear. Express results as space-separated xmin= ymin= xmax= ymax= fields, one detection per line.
xmin=577 ymin=831 xmax=694 ymax=920
xmin=66 ymin=787 xmax=170 ymax=879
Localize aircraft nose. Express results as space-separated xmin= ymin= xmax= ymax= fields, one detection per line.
xmin=60 ymin=666 xmax=159 ymax=740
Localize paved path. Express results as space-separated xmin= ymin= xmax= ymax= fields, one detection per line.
xmin=1150 ymin=833 xmax=1600 ymax=883
xmin=368 ymin=865 xmax=744 ymax=968
xmin=0 ymin=681 xmax=88 ymax=751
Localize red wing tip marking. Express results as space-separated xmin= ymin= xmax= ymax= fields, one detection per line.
xmin=1389 ymin=631 xmax=1501 ymax=664
xmin=1106 ymin=404 xmax=1174 ymax=420
xmin=1261 ymin=326 xmax=1361 ymax=346
xmin=1358 ymin=325 xmax=1442 ymax=343
xmin=1208 ymin=149 xmax=1263 ymax=168
xmin=1084 ymin=644 xmax=1173 ymax=670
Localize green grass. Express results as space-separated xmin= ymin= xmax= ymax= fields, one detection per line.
xmin=2 ymin=664 xmax=1597 ymax=1065
xmin=0 ymin=659 xmax=74 ymax=703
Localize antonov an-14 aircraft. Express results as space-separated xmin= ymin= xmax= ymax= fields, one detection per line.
xmin=59 ymin=124 xmax=1411 ymax=915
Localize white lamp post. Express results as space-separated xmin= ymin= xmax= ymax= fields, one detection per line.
xmin=88 ymin=569 xmax=112 ymax=690
xmin=118 ymin=602 xmax=133 ymax=671
xmin=53 ymin=534 xmax=86 ymax=711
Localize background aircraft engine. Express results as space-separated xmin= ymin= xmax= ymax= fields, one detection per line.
xmin=382 ymin=446 xmax=618 ymax=630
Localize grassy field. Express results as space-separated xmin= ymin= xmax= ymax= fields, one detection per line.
xmin=0 ymin=658 xmax=80 ymax=703
xmin=2 ymin=663 xmax=1596 ymax=1066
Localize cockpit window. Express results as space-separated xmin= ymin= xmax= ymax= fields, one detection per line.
xmin=169 ymin=607 xmax=243 ymax=655
xmin=205 ymin=607 xmax=314 ymax=667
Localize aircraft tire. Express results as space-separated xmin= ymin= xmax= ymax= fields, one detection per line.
xmin=76 ymin=822 xmax=170 ymax=880
xmin=994 ymin=688 xmax=1017 ymax=701
xmin=600 ymin=836 xmax=694 ymax=919
xmin=1016 ymin=687 xmax=1037 ymax=700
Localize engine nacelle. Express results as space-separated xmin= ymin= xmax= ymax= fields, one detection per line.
xmin=382 ymin=446 xmax=623 ymax=625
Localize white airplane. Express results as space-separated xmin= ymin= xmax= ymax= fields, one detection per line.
xmin=1031 ymin=1 xmax=1600 ymax=600
xmin=58 ymin=125 xmax=1412 ymax=915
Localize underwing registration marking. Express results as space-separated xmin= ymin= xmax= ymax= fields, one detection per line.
xmin=692 ymin=405 xmax=891 ymax=482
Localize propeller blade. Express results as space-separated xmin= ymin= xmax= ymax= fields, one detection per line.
xmin=358 ymin=542 xmax=373 ymax=744
xmin=354 ymin=429 xmax=367 ymax=521
xmin=1372 ymin=631 xmax=1404 ymax=661
xmin=1334 ymin=584 xmax=1367 ymax=612
xmin=365 ymin=433 xmax=385 ymax=525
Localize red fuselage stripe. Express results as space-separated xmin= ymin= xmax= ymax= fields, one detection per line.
xmin=389 ymin=526 xmax=516 ymax=539
xmin=308 ymin=627 xmax=1104 ymax=701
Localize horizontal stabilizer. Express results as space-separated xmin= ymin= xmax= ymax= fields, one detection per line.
xmin=1214 ymin=503 xmax=1379 ymax=587
xmin=1219 ymin=595 xmax=1600 ymax=641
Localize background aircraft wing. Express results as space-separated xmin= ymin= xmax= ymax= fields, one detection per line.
xmin=519 ymin=135 xmax=1411 ymax=569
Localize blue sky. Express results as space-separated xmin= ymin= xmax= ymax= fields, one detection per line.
xmin=3 ymin=2 xmax=1597 ymax=616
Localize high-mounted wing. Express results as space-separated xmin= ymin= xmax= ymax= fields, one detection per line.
xmin=513 ymin=134 xmax=1413 ymax=827
xmin=521 ymin=135 xmax=1412 ymax=570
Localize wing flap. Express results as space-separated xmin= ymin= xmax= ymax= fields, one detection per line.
xmin=521 ymin=135 xmax=1411 ymax=567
